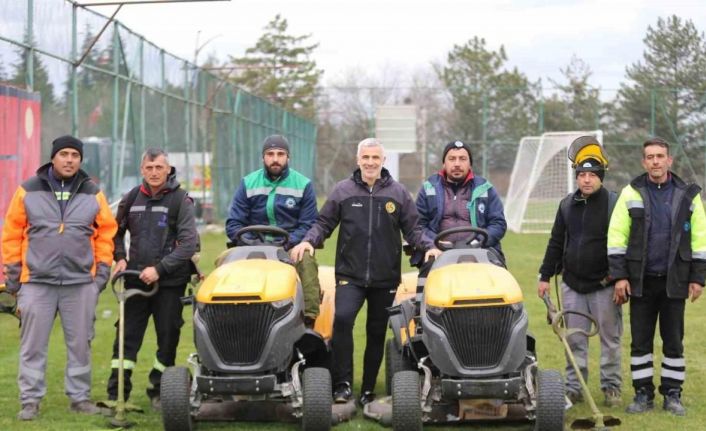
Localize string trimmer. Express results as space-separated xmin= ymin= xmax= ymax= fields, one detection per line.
xmin=542 ymin=291 xmax=621 ymax=431
xmin=99 ymin=270 xmax=159 ymax=428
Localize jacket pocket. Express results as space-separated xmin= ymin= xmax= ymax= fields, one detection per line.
xmin=625 ymin=207 xmax=644 ymax=260
xmin=677 ymin=248 xmax=692 ymax=283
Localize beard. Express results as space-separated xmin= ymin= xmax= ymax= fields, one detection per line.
xmin=265 ymin=161 xmax=287 ymax=177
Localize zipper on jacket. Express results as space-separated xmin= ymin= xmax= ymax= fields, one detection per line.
xmin=365 ymin=187 xmax=374 ymax=286
xmin=576 ymin=199 xmax=587 ymax=267
xmin=52 ymin=175 xmax=88 ymax=286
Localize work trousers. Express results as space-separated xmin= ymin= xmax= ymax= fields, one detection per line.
xmin=17 ymin=282 xmax=99 ymax=404
xmin=561 ymin=282 xmax=623 ymax=395
xmin=107 ymin=284 xmax=185 ymax=400
xmin=629 ymin=275 xmax=686 ymax=397
xmin=331 ymin=282 xmax=396 ymax=393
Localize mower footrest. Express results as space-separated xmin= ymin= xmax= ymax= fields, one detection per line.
xmin=196 ymin=374 xmax=277 ymax=395
xmin=441 ymin=376 xmax=522 ymax=400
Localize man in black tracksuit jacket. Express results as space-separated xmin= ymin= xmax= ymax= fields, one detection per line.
xmin=106 ymin=148 xmax=198 ymax=408
xmin=291 ymin=138 xmax=432 ymax=406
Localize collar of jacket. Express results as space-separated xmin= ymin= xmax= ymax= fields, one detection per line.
xmin=631 ymin=171 xmax=685 ymax=190
xmin=36 ymin=162 xmax=90 ymax=191
xmin=140 ymin=165 xmax=181 ymax=198
xmin=571 ymin=184 xmax=606 ymax=204
xmin=352 ymin=167 xmax=392 ymax=188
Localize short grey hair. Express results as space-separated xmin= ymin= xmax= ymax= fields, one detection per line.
xmin=357 ymin=138 xmax=385 ymax=158
xmin=141 ymin=147 xmax=169 ymax=165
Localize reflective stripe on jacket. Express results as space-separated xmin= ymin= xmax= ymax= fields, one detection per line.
xmin=225 ymin=166 xmax=317 ymax=248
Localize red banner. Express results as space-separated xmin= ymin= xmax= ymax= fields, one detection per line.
xmin=0 ymin=84 xmax=41 ymax=282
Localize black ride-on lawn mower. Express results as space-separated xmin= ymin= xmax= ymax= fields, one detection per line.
xmin=366 ymin=226 xmax=566 ymax=431
xmin=160 ymin=225 xmax=333 ymax=431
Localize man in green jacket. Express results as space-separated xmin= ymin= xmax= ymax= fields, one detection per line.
xmin=608 ymin=137 xmax=706 ymax=416
xmin=225 ymin=135 xmax=320 ymax=322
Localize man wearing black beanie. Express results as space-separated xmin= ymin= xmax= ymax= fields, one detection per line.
xmin=51 ymin=135 xmax=84 ymax=161
xmin=2 ymin=134 xmax=116 ymax=420
xmin=411 ymin=140 xmax=507 ymax=271
xmin=538 ymin=135 xmax=622 ymax=409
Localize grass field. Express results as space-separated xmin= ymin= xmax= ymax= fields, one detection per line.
xmin=1 ymin=230 xmax=705 ymax=430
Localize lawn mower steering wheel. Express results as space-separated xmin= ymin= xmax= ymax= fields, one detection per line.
xmin=434 ymin=226 xmax=489 ymax=251
xmin=235 ymin=225 xmax=290 ymax=247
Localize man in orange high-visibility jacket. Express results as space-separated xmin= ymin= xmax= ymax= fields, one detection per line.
xmin=1 ymin=135 xmax=117 ymax=421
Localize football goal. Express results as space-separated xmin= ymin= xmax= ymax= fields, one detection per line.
xmin=505 ymin=130 xmax=603 ymax=233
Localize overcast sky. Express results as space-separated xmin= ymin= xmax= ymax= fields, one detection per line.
xmin=84 ymin=0 xmax=706 ymax=93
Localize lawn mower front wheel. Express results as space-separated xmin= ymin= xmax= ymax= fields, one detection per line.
xmin=161 ymin=366 xmax=195 ymax=431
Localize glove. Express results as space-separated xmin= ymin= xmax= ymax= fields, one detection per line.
xmin=94 ymin=262 xmax=111 ymax=292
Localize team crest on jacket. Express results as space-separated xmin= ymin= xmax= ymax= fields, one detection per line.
xmin=285 ymin=197 xmax=296 ymax=208
xmin=385 ymin=201 xmax=396 ymax=214
xmin=478 ymin=203 xmax=486 ymax=214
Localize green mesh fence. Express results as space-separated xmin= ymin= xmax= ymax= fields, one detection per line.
xmin=0 ymin=0 xmax=317 ymax=221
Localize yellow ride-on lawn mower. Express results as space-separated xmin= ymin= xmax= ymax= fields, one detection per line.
xmin=368 ymin=226 xmax=565 ymax=431
xmin=160 ymin=225 xmax=333 ymax=431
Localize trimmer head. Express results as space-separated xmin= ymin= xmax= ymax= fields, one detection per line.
xmin=571 ymin=415 xmax=622 ymax=430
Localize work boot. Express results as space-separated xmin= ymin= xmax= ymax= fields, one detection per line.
xmin=70 ymin=400 xmax=102 ymax=415
xmin=358 ymin=390 xmax=376 ymax=407
xmin=333 ymin=382 xmax=352 ymax=404
xmin=625 ymin=388 xmax=654 ymax=414
xmin=603 ymin=387 xmax=622 ymax=407
xmin=17 ymin=403 xmax=39 ymax=421
xmin=663 ymin=390 xmax=686 ymax=416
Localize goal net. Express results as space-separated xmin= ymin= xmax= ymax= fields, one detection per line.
xmin=505 ymin=130 xmax=603 ymax=233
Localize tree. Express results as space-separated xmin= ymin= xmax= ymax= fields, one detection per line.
xmin=316 ymin=66 xmax=403 ymax=192
xmin=229 ymin=14 xmax=322 ymax=120
xmin=10 ymin=42 xmax=55 ymax=106
xmin=438 ymin=36 xmax=538 ymax=179
xmin=543 ymin=56 xmax=603 ymax=132
xmin=616 ymin=15 xmax=706 ymax=145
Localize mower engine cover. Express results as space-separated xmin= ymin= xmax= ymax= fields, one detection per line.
xmin=422 ymin=262 xmax=528 ymax=378
xmin=193 ymin=258 xmax=305 ymax=373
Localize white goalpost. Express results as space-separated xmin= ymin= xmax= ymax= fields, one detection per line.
xmin=505 ymin=130 xmax=603 ymax=233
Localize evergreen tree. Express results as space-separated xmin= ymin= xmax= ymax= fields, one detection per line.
xmin=544 ymin=56 xmax=603 ymax=132
xmin=10 ymin=42 xmax=55 ymax=106
xmin=228 ymin=14 xmax=322 ymax=120
xmin=439 ymin=37 xmax=538 ymax=175
xmin=616 ymin=15 xmax=706 ymax=144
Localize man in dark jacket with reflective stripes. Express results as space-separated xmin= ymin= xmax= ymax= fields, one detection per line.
xmin=106 ymin=148 xmax=198 ymax=409
xmin=608 ymin=137 xmax=706 ymax=416
xmin=291 ymin=138 xmax=433 ymax=407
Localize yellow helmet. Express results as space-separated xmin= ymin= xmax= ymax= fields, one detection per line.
xmin=567 ymin=135 xmax=608 ymax=168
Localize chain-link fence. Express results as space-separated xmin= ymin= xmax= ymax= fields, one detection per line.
xmin=0 ymin=0 xmax=317 ymax=221
xmin=352 ymin=86 xmax=706 ymax=198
